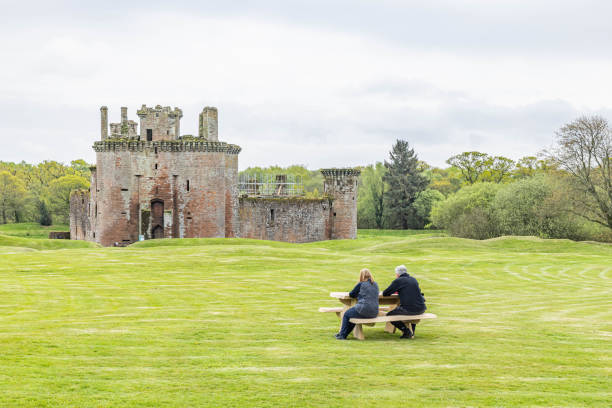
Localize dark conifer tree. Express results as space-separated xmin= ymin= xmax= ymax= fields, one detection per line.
xmin=38 ymin=200 xmax=53 ymax=226
xmin=383 ymin=139 xmax=428 ymax=229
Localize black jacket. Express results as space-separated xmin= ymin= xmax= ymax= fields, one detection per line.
xmin=382 ymin=273 xmax=426 ymax=313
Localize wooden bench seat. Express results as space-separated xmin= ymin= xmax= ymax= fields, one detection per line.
xmin=318 ymin=306 xmax=391 ymax=317
xmin=349 ymin=313 xmax=437 ymax=340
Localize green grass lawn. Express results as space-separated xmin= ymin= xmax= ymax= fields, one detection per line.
xmin=0 ymin=229 xmax=610 ymax=407
xmin=0 ymin=222 xmax=69 ymax=239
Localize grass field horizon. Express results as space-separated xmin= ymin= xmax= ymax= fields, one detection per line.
xmin=0 ymin=226 xmax=610 ymax=406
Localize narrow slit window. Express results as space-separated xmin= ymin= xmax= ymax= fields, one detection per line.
xmin=154 ymin=146 xmax=158 ymax=154
xmin=147 ymin=129 xmax=153 ymax=141
xmin=187 ymin=180 xmax=190 ymax=191
xmin=155 ymin=163 xmax=158 ymax=170
xmin=270 ymin=208 xmax=275 ymax=221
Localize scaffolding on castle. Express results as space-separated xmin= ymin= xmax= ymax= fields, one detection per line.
xmin=238 ymin=174 xmax=304 ymax=197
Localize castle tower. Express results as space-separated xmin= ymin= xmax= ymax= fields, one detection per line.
xmin=137 ymin=105 xmax=183 ymax=141
xmin=199 ymin=107 xmax=218 ymax=141
xmin=100 ymin=106 xmax=108 ymax=139
xmin=321 ymin=168 xmax=361 ymax=239
xmin=77 ymin=104 xmax=241 ymax=247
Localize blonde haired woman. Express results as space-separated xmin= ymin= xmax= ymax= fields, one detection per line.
xmin=336 ymin=269 xmax=380 ymax=340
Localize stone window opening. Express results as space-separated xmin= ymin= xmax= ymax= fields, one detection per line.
xmin=121 ymin=188 xmax=128 ymax=192
xmin=166 ymin=130 xmax=169 ymax=135
xmin=155 ymin=163 xmax=158 ymax=170
xmin=154 ymin=146 xmax=158 ymax=154
xmin=147 ymin=129 xmax=153 ymax=141
xmin=187 ymin=180 xmax=190 ymax=191
xmin=270 ymin=208 xmax=275 ymax=222
xmin=334 ymin=212 xmax=337 ymax=217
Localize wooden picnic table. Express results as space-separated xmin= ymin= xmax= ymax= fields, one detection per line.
xmin=329 ymin=291 xmax=401 ymax=333
xmin=322 ymin=292 xmax=437 ymax=340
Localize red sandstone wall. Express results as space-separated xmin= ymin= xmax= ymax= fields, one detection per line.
xmin=322 ymin=169 xmax=360 ymax=240
xmin=92 ymin=141 xmax=239 ymax=246
xmin=69 ymin=190 xmax=90 ymax=241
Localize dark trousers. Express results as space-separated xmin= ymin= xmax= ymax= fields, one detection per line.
xmin=387 ymin=306 xmax=425 ymax=333
xmin=339 ymin=307 xmax=368 ymax=338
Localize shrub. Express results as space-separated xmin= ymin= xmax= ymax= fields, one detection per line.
xmin=492 ymin=175 xmax=578 ymax=239
xmin=431 ymin=182 xmax=501 ymax=239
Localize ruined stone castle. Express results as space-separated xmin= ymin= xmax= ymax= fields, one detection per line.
xmin=70 ymin=105 xmax=360 ymax=246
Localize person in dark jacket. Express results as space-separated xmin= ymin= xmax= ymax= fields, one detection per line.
xmin=383 ymin=265 xmax=426 ymax=339
xmin=336 ymin=269 xmax=380 ymax=340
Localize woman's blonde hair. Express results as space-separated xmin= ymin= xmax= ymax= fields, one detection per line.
xmin=359 ymin=268 xmax=374 ymax=283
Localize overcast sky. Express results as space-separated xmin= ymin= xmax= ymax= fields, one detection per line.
xmin=2 ymin=0 xmax=612 ymax=169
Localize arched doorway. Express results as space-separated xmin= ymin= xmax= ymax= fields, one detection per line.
xmin=152 ymin=225 xmax=164 ymax=239
xmin=151 ymin=199 xmax=164 ymax=239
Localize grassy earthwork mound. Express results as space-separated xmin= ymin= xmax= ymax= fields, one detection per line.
xmin=0 ymin=228 xmax=610 ymax=406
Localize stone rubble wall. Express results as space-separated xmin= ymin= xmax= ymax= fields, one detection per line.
xmin=69 ymin=190 xmax=90 ymax=241
xmin=238 ymin=197 xmax=331 ymax=243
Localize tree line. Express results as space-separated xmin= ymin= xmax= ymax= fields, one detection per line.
xmin=358 ymin=115 xmax=612 ymax=242
xmin=0 ymin=160 xmax=90 ymax=226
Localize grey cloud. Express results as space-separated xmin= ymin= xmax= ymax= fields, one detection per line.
xmin=5 ymin=1 xmax=612 ymax=58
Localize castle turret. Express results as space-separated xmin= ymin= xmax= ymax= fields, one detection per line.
xmin=321 ymin=168 xmax=361 ymax=239
xmin=120 ymin=107 xmax=129 ymax=137
xmin=137 ymin=105 xmax=183 ymax=141
xmin=100 ymin=106 xmax=108 ymax=140
xmin=199 ymin=107 xmax=218 ymax=141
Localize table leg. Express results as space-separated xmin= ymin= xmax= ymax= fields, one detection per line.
xmin=384 ymin=302 xmax=399 ymax=334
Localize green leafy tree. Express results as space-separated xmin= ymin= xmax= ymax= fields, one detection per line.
xmin=512 ymin=156 xmax=556 ymax=179
xmin=383 ymin=140 xmax=429 ymax=229
xmin=412 ymin=189 xmax=445 ymax=228
xmin=446 ymin=151 xmax=489 ymax=184
xmin=482 ymin=156 xmax=515 ymax=183
xmin=357 ymin=163 xmax=387 ymax=228
xmin=513 ymin=156 xmax=539 ymax=179
xmin=48 ymin=175 xmax=90 ymax=224
xmin=426 ymin=166 xmax=463 ymax=196
xmin=70 ymin=159 xmax=92 ymax=180
xmin=0 ymin=171 xmax=27 ymax=224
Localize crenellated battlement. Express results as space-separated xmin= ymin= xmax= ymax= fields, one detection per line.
xmin=92 ymin=139 xmax=241 ymax=154
xmin=136 ymin=104 xmax=183 ymax=119
xmin=320 ymin=168 xmax=361 ymax=178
